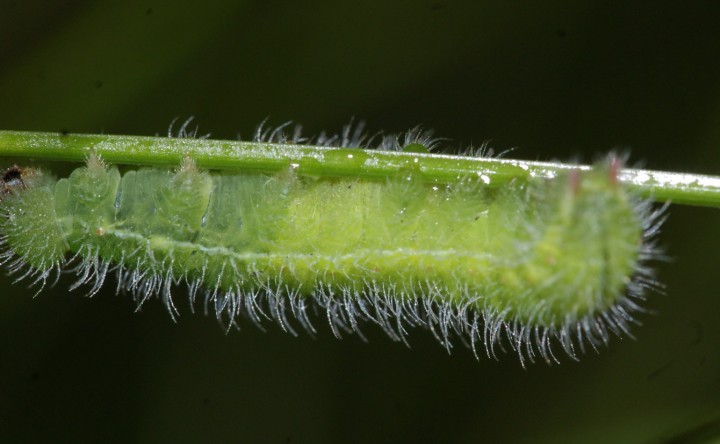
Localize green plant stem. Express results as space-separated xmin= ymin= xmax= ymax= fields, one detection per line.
xmin=0 ymin=130 xmax=718 ymax=208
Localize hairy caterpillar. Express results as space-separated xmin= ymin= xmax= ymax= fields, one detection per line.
xmin=0 ymin=129 xmax=662 ymax=365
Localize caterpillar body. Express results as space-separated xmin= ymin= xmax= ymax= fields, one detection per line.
xmin=0 ymin=147 xmax=660 ymax=364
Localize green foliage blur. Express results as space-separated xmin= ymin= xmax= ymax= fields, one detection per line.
xmin=1 ymin=1 xmax=719 ymax=443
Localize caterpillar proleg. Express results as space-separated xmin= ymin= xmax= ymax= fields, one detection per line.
xmin=0 ymin=128 xmax=663 ymax=365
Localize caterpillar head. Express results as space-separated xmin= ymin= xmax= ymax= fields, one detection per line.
xmin=2 ymin=166 xmax=33 ymax=196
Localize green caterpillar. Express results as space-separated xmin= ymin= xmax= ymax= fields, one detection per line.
xmin=0 ymin=149 xmax=659 ymax=364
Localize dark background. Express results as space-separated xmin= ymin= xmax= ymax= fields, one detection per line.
xmin=1 ymin=1 xmax=720 ymax=443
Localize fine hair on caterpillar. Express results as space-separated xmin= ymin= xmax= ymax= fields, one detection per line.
xmin=0 ymin=124 xmax=666 ymax=366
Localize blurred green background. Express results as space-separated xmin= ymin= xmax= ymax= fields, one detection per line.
xmin=1 ymin=1 xmax=720 ymax=443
